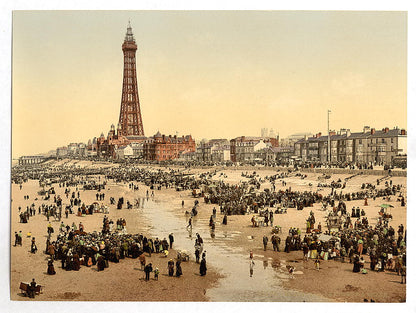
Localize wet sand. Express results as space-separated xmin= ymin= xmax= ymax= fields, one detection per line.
xmin=10 ymin=160 xmax=406 ymax=302
xmin=10 ymin=177 xmax=220 ymax=301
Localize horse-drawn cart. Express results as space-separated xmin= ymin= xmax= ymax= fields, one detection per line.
xmin=326 ymin=214 xmax=342 ymax=232
xmin=379 ymin=204 xmax=394 ymax=220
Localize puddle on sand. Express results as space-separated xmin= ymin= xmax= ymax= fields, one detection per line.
xmin=141 ymin=197 xmax=331 ymax=302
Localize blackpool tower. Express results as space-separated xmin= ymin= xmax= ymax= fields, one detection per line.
xmin=118 ymin=22 xmax=145 ymax=137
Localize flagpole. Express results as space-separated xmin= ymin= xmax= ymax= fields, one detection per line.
xmin=328 ymin=110 xmax=331 ymax=164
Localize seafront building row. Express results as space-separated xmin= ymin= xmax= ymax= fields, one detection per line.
xmin=294 ymin=127 xmax=407 ymax=165
xmin=19 ymin=125 xmax=406 ymax=167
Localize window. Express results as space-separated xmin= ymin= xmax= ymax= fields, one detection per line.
xmin=391 ymin=138 xmax=394 ymax=143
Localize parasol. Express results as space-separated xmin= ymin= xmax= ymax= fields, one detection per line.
xmin=317 ymin=234 xmax=339 ymax=242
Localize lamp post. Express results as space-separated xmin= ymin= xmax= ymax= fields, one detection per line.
xmin=328 ymin=110 xmax=331 ymax=165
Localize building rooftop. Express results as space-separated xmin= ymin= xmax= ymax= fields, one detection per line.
xmin=295 ymin=127 xmax=406 ymax=144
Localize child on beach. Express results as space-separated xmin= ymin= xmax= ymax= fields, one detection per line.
xmin=315 ymin=259 xmax=320 ymax=270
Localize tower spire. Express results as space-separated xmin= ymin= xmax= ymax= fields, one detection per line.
xmin=125 ymin=20 xmax=135 ymax=42
xmin=118 ymin=22 xmax=145 ymax=137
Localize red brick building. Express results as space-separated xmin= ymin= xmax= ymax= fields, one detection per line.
xmin=143 ymin=132 xmax=196 ymax=161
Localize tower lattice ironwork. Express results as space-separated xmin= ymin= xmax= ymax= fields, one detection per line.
xmin=118 ymin=22 xmax=145 ymax=137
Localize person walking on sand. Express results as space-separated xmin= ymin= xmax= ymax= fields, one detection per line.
xmin=315 ymin=259 xmax=320 ymax=270
xmin=154 ymin=267 xmax=159 ymax=280
xmin=18 ymin=231 xmax=22 ymax=246
xmin=169 ymin=233 xmax=174 ymax=249
xmin=303 ymin=242 xmax=309 ymax=261
xmin=31 ymin=237 xmax=37 ymax=254
xmin=263 ymin=235 xmax=269 ymax=251
xmin=139 ymin=253 xmax=146 ymax=270
xmin=144 ymin=263 xmax=153 ymax=281
xmin=249 ymin=259 xmax=255 ymax=277
xmin=47 ymin=259 xmax=56 ymax=275
xmin=175 ymin=259 xmax=183 ymax=277
xmin=200 ymin=255 xmax=207 ymax=276
xmin=14 ymin=232 xmax=19 ymax=247
xmin=168 ymin=259 xmax=175 ymax=276
xmin=195 ymin=245 xmax=201 ymax=263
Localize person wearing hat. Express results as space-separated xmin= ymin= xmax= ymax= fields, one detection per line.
xmin=139 ymin=253 xmax=146 ymax=270
xmin=144 ymin=263 xmax=153 ymax=281
xmin=169 ymin=233 xmax=174 ymax=249
xmin=357 ymin=237 xmax=364 ymax=256
xmin=353 ymin=255 xmax=361 ymax=273
xmin=31 ymin=237 xmax=37 ymax=254
xmin=18 ymin=231 xmax=22 ymax=246
xmin=167 ymin=259 xmax=175 ymax=276
xmin=175 ymin=259 xmax=182 ymax=277
xmin=249 ymin=259 xmax=255 ymax=277
xmin=154 ymin=267 xmax=159 ymax=280
xmin=14 ymin=232 xmax=19 ymax=247
xmin=200 ymin=255 xmax=207 ymax=276
xmin=47 ymin=259 xmax=56 ymax=275
xmin=28 ymin=278 xmax=37 ymax=298
xmin=263 ymin=235 xmax=269 ymax=251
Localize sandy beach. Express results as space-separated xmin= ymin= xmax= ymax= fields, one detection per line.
xmin=10 ymin=160 xmax=406 ymax=302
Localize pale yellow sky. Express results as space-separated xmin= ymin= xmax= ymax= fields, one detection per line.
xmin=12 ymin=11 xmax=407 ymax=158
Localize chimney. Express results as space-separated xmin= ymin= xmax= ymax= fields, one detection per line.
xmin=384 ymin=127 xmax=389 ymax=133
xmin=370 ymin=128 xmax=375 ymax=135
xmin=346 ymin=129 xmax=351 ymax=137
xmin=363 ymin=126 xmax=370 ymax=133
xmin=329 ymin=131 xmax=336 ymax=136
xmin=401 ymin=129 xmax=406 ymax=135
xmin=316 ymin=132 xmax=321 ymax=138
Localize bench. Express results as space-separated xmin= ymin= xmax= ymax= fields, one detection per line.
xmin=19 ymin=282 xmax=42 ymax=296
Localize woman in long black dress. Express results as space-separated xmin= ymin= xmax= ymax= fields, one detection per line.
xmin=353 ymin=255 xmax=361 ymax=273
xmin=168 ymin=259 xmax=175 ymax=276
xmin=47 ymin=259 xmax=56 ymax=275
xmin=200 ymin=256 xmax=207 ymax=276
xmin=97 ymin=255 xmax=106 ymax=271
xmin=31 ymin=237 xmax=37 ymax=254
xmin=73 ymin=254 xmax=81 ymax=271
xmin=175 ymin=260 xmax=182 ymax=277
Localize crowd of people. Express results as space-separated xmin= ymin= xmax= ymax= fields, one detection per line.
xmin=12 ymin=161 xmax=406 ymax=301
xmin=259 ymin=208 xmax=407 ymax=283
